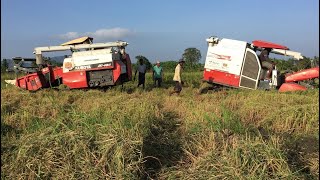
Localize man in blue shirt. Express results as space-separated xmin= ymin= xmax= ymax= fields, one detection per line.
xmin=152 ymin=61 xmax=163 ymax=87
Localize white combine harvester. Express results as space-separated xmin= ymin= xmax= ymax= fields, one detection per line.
xmin=202 ymin=36 xmax=319 ymax=92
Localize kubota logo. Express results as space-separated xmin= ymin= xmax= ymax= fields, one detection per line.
xmin=210 ymin=52 xmax=231 ymax=61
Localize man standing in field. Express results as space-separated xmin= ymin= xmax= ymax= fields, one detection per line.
xmin=170 ymin=59 xmax=185 ymax=95
xmin=152 ymin=61 xmax=163 ymax=87
xmin=134 ymin=58 xmax=147 ymax=89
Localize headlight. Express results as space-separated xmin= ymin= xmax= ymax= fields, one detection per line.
xmin=64 ymin=62 xmax=73 ymax=70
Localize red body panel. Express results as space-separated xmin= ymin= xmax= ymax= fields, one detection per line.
xmin=279 ymin=82 xmax=307 ymax=92
xmin=285 ymin=67 xmax=319 ymax=83
xmin=52 ymin=67 xmax=64 ymax=79
xmin=252 ymin=40 xmax=289 ymax=50
xmin=127 ymin=54 xmax=132 ymax=81
xmin=125 ymin=54 xmax=132 ymax=80
xmin=41 ymin=66 xmax=63 ymax=82
xmin=62 ymin=71 xmax=88 ymax=89
xmin=203 ymin=69 xmax=240 ymax=87
xmin=16 ymin=72 xmax=46 ymax=91
xmin=113 ymin=60 xmax=122 ymax=83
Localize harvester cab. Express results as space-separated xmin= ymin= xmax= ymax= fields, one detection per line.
xmin=203 ymin=36 xmax=319 ymax=92
xmin=6 ymin=37 xmax=133 ymax=91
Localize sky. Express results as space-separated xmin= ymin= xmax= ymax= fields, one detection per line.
xmin=1 ymin=0 xmax=319 ymax=63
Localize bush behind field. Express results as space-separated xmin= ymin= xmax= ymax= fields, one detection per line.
xmin=1 ymin=72 xmax=319 ymax=179
xmin=133 ymin=61 xmax=204 ymax=73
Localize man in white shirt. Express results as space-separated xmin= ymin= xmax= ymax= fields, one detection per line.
xmin=134 ymin=58 xmax=147 ymax=89
xmin=170 ymin=59 xmax=185 ymax=95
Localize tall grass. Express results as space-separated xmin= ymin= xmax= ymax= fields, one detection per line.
xmin=1 ymin=72 xmax=319 ymax=179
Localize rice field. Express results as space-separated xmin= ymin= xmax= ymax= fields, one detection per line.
xmin=1 ymin=71 xmax=319 ymax=179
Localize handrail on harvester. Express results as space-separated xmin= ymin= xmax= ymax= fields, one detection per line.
xmin=34 ymin=41 xmax=129 ymax=55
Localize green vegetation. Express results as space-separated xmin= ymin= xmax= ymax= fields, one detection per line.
xmin=1 ymin=59 xmax=9 ymax=72
xmin=135 ymin=55 xmax=152 ymax=71
xmin=273 ymin=56 xmax=319 ymax=72
xmin=182 ymin=47 xmax=202 ymax=66
xmin=1 ymin=71 xmax=319 ymax=179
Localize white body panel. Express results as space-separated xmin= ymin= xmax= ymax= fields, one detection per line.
xmin=204 ymin=38 xmax=247 ymax=76
xmin=271 ymin=69 xmax=279 ymax=86
xmin=72 ymin=49 xmax=113 ymax=67
xmin=62 ymin=48 xmax=121 ymax=72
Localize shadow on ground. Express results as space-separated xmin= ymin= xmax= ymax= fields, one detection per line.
xmin=257 ymin=127 xmax=319 ymax=179
xmin=1 ymin=122 xmax=21 ymax=155
xmin=140 ymin=111 xmax=184 ymax=179
xmin=283 ymin=135 xmax=319 ymax=179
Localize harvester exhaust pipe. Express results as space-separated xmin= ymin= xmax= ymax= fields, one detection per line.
xmin=35 ymin=53 xmax=46 ymax=70
xmin=206 ymin=36 xmax=219 ymax=47
xmin=35 ymin=54 xmax=44 ymax=66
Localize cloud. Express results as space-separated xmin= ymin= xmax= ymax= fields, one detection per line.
xmin=58 ymin=32 xmax=80 ymax=39
xmin=58 ymin=28 xmax=134 ymax=41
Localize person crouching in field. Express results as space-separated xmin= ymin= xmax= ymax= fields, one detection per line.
xmin=134 ymin=58 xmax=147 ymax=89
xmin=170 ymin=59 xmax=185 ymax=95
xmin=152 ymin=61 xmax=163 ymax=87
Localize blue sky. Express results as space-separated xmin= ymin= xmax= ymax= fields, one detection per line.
xmin=1 ymin=0 xmax=319 ymax=63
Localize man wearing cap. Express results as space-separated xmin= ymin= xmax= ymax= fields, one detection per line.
xmin=152 ymin=61 xmax=163 ymax=87
xmin=170 ymin=59 xmax=185 ymax=95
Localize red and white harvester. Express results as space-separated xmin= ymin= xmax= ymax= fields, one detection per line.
xmin=203 ymin=36 xmax=319 ymax=92
xmin=5 ymin=37 xmax=132 ymax=91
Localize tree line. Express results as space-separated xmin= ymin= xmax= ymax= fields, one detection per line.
xmin=1 ymin=47 xmax=319 ymax=73
xmin=133 ymin=48 xmax=203 ymax=72
xmin=272 ymin=56 xmax=319 ymax=72
xmin=133 ymin=48 xmax=319 ymax=73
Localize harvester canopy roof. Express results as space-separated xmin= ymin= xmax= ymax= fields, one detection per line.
xmin=252 ymin=40 xmax=289 ymax=50
xmin=61 ymin=36 xmax=93 ymax=46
